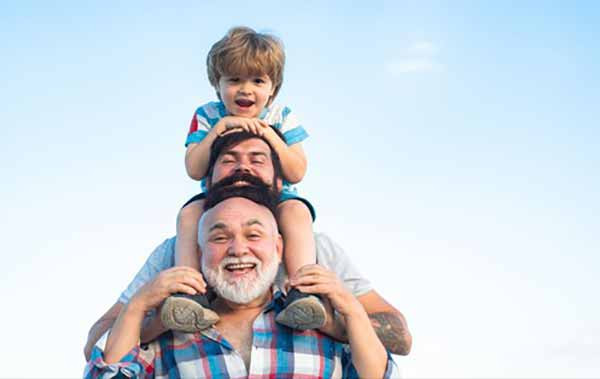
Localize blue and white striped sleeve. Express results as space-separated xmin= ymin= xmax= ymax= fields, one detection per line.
xmin=185 ymin=102 xmax=223 ymax=147
xmin=268 ymin=105 xmax=309 ymax=146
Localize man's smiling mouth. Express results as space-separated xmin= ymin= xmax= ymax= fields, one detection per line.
xmin=231 ymin=179 xmax=249 ymax=187
xmin=224 ymin=262 xmax=256 ymax=275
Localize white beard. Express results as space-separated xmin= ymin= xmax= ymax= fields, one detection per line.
xmin=202 ymin=253 xmax=280 ymax=304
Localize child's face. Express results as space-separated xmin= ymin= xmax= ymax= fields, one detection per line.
xmin=217 ymin=74 xmax=275 ymax=118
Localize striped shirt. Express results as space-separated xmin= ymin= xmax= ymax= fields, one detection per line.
xmin=185 ymin=101 xmax=308 ymax=147
xmin=84 ymin=292 xmax=399 ymax=378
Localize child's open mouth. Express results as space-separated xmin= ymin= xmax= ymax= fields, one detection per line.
xmin=235 ymin=99 xmax=255 ymax=108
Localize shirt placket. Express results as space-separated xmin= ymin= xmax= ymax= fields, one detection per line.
xmin=199 ymin=328 xmax=249 ymax=377
xmin=248 ymin=310 xmax=275 ymax=379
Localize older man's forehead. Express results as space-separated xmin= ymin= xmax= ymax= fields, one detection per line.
xmin=203 ymin=197 xmax=276 ymax=231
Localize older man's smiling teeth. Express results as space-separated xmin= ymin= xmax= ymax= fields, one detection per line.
xmin=225 ymin=262 xmax=256 ymax=272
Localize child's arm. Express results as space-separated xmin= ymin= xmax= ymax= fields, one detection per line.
xmin=185 ymin=126 xmax=222 ymax=180
xmin=262 ymin=126 xmax=307 ymax=184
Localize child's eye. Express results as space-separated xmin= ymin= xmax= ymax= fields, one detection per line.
xmin=228 ymin=77 xmax=240 ymax=83
xmin=254 ymin=78 xmax=265 ymax=84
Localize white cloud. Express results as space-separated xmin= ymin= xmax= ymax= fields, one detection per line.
xmin=385 ymin=59 xmax=444 ymax=75
xmin=385 ymin=41 xmax=444 ymax=76
xmin=406 ymin=41 xmax=438 ymax=57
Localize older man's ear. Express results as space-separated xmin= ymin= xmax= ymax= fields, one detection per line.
xmin=276 ymin=234 xmax=283 ymax=261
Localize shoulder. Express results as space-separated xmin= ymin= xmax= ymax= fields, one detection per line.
xmin=194 ymin=101 xmax=227 ymax=119
xmin=314 ymin=232 xmax=348 ymax=261
xmin=263 ymin=103 xmax=294 ymax=122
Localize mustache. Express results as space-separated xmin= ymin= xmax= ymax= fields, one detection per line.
xmin=212 ymin=172 xmax=271 ymax=189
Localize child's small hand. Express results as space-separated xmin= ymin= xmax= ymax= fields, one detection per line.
xmin=219 ymin=116 xmax=269 ymax=136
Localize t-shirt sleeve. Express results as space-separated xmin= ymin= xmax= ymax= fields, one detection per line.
xmin=118 ymin=238 xmax=176 ymax=304
xmin=266 ymin=105 xmax=308 ymax=146
xmin=314 ymin=233 xmax=373 ymax=296
xmin=185 ymin=104 xmax=215 ymax=147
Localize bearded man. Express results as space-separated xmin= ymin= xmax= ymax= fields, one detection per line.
xmin=84 ymin=129 xmax=412 ymax=360
xmin=85 ymin=183 xmax=399 ymax=378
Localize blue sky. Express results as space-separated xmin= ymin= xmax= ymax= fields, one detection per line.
xmin=1 ymin=1 xmax=599 ymax=377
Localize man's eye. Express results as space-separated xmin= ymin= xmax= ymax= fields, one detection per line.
xmin=212 ymin=235 xmax=228 ymax=243
xmin=251 ymin=159 xmax=264 ymax=165
xmin=248 ymin=233 xmax=261 ymax=240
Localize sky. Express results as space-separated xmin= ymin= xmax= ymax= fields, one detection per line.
xmin=1 ymin=1 xmax=599 ymax=377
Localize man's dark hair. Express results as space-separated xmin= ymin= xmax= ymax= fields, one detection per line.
xmin=203 ymin=181 xmax=279 ymax=218
xmin=205 ymin=127 xmax=285 ymax=185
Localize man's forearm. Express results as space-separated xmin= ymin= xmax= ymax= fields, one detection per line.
xmin=84 ymin=302 xmax=124 ymax=360
xmin=104 ymin=301 xmax=146 ymax=364
xmin=369 ymin=312 xmax=412 ymax=355
xmin=140 ymin=313 xmax=168 ymax=343
xmin=345 ymin=307 xmax=388 ymax=378
xmin=319 ymin=308 xmax=412 ymax=355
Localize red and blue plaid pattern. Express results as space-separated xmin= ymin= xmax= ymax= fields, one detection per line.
xmin=84 ymin=292 xmax=399 ymax=378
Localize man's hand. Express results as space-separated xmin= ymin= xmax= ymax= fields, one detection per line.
xmin=289 ymin=264 xmax=363 ymax=318
xmin=291 ymin=265 xmax=388 ymax=377
xmin=215 ymin=116 xmax=270 ymax=136
xmin=131 ymin=267 xmax=206 ymax=313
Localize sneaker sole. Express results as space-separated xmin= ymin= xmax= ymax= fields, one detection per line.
xmin=275 ymin=295 xmax=327 ymax=330
xmin=160 ymin=296 xmax=219 ymax=332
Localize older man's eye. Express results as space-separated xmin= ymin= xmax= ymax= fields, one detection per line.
xmin=248 ymin=233 xmax=261 ymax=240
xmin=212 ymin=235 xmax=228 ymax=243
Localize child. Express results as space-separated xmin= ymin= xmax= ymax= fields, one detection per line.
xmin=160 ymin=26 xmax=326 ymax=332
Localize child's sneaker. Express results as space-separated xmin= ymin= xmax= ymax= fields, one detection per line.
xmin=275 ymin=288 xmax=327 ymax=330
xmin=160 ymin=293 xmax=219 ymax=332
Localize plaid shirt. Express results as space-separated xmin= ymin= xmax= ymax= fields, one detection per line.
xmin=85 ymin=292 xmax=399 ymax=378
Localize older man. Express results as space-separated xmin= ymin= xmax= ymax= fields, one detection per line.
xmin=85 ymin=184 xmax=399 ymax=378
xmin=84 ymin=130 xmax=412 ymax=359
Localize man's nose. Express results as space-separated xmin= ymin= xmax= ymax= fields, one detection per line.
xmin=234 ymin=160 xmax=251 ymax=173
xmin=227 ymin=236 xmax=247 ymax=256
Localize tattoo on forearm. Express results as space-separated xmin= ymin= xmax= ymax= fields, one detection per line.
xmin=369 ymin=312 xmax=411 ymax=355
